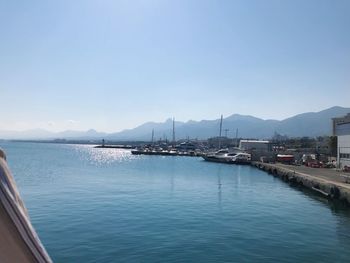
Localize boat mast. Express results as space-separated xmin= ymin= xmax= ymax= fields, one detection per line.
xmin=235 ymin=128 xmax=238 ymax=147
xmin=172 ymin=117 xmax=176 ymax=147
xmin=219 ymin=114 xmax=223 ymax=149
xmin=151 ymin=129 xmax=154 ymax=145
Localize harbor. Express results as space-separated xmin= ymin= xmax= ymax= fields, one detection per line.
xmin=2 ymin=141 xmax=350 ymax=262
xmin=3 ymin=142 xmax=350 ymax=263
xmin=2 ymin=1 xmax=350 ymax=261
xmin=90 ymin=112 xmax=350 ymax=207
xmin=93 ymin=138 xmax=350 ymax=205
xmin=112 ymin=142 xmax=350 ymax=205
xmin=1 ymin=111 xmax=350 ymax=262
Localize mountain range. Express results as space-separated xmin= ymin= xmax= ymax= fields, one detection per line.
xmin=1 ymin=106 xmax=349 ymax=141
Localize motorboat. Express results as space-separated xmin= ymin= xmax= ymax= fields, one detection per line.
xmin=230 ymin=152 xmax=251 ymax=164
xmin=202 ymin=150 xmax=251 ymax=164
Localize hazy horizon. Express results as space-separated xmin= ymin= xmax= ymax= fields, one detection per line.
xmin=1 ymin=0 xmax=350 ymax=133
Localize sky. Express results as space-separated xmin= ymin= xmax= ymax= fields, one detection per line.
xmin=0 ymin=0 xmax=349 ymax=132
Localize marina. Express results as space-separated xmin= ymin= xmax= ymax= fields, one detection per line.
xmin=1 ymin=1 xmax=349 ymax=262
xmin=2 ymin=141 xmax=350 ymax=262
xmin=93 ymin=142 xmax=350 ymax=205
xmin=1 ymin=111 xmax=350 ymax=262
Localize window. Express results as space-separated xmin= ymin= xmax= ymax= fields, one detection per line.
xmin=340 ymin=153 xmax=350 ymax=159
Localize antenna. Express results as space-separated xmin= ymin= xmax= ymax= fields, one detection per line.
xmin=151 ymin=129 xmax=154 ymax=145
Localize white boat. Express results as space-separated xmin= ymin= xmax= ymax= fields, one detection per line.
xmin=202 ymin=150 xmax=251 ymax=164
xmin=230 ymin=152 xmax=251 ymax=164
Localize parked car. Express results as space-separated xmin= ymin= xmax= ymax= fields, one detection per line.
xmin=307 ymin=161 xmax=323 ymax=168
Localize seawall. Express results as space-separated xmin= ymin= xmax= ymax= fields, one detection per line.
xmin=252 ymin=162 xmax=350 ymax=205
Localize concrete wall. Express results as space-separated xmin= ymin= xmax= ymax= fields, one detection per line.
xmin=338 ymin=134 xmax=350 ymax=168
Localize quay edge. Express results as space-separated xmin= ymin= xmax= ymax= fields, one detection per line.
xmin=252 ymin=162 xmax=350 ymax=205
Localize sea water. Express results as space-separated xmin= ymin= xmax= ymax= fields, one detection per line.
xmin=1 ymin=141 xmax=350 ymax=263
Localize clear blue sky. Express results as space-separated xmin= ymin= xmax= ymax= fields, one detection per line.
xmin=1 ymin=0 xmax=349 ymax=132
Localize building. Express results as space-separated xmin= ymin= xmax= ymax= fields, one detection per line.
xmin=333 ymin=113 xmax=350 ymax=169
xmin=239 ymin=140 xmax=270 ymax=151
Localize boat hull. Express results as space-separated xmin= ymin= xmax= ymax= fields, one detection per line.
xmin=202 ymin=156 xmax=251 ymax=165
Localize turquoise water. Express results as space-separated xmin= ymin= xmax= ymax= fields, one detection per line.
xmin=1 ymin=141 xmax=350 ymax=263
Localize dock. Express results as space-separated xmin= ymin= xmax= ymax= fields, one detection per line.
xmin=252 ymin=162 xmax=350 ymax=204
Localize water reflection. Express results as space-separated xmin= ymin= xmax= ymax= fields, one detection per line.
xmin=72 ymin=145 xmax=136 ymax=165
xmin=217 ymin=166 xmax=222 ymax=209
xmin=167 ymin=157 xmax=176 ymax=194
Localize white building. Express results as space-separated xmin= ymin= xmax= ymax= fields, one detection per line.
xmin=333 ymin=113 xmax=350 ymax=169
xmin=239 ymin=140 xmax=270 ymax=151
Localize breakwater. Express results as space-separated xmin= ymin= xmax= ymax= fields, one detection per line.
xmin=253 ymin=162 xmax=350 ymax=205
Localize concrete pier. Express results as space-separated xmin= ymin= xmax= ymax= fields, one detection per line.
xmin=252 ymin=162 xmax=350 ymax=205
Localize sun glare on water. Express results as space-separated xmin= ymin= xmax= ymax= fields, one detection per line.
xmin=73 ymin=145 xmax=137 ymax=165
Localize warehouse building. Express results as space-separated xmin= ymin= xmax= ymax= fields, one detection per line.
xmin=333 ymin=113 xmax=350 ymax=169
xmin=239 ymin=140 xmax=271 ymax=151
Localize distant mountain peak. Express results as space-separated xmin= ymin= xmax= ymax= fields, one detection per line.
xmin=225 ymin=114 xmax=263 ymax=121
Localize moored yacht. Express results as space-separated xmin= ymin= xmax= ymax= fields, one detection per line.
xmin=202 ymin=150 xmax=251 ymax=164
xmin=230 ymin=152 xmax=251 ymax=164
